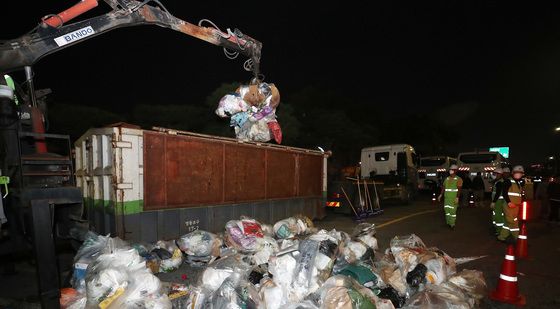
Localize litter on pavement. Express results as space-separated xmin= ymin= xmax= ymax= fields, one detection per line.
xmin=61 ymin=216 xmax=487 ymax=309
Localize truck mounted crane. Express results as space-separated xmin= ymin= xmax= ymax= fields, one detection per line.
xmin=0 ymin=1 xmax=262 ymax=307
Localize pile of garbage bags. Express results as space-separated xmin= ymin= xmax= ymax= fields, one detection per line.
xmin=216 ymin=82 xmax=282 ymax=143
xmin=64 ymin=217 xmax=487 ymax=309
xmin=63 ymin=234 xmax=173 ymax=308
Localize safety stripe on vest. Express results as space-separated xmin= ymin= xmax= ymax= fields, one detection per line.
xmin=508 ymin=192 xmax=522 ymax=197
xmin=445 ymin=189 xmax=459 ymax=192
xmin=444 ymin=205 xmax=454 ymax=209
xmin=502 ymin=226 xmax=519 ymax=231
xmin=492 ymin=211 xmax=495 ymax=215
xmin=492 ymin=221 xmax=496 ymax=224
xmin=518 ymin=235 xmax=527 ymax=240
xmin=496 ymin=223 xmax=504 ymax=226
xmin=498 ymin=196 xmax=504 ymax=199
xmin=500 ymin=274 xmax=517 ymax=282
xmin=505 ymin=255 xmax=515 ymax=261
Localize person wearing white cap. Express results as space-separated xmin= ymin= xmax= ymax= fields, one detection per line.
xmin=490 ymin=167 xmax=506 ymax=235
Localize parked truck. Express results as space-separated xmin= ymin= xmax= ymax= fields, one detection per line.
xmin=457 ymin=151 xmax=508 ymax=193
xmin=417 ymin=156 xmax=457 ymax=192
xmin=327 ymin=144 xmax=418 ymax=214
xmin=360 ymin=144 xmax=419 ymax=203
xmin=75 ymin=125 xmax=329 ymax=242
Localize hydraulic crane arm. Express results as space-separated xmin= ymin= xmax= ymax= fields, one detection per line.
xmin=0 ymin=0 xmax=262 ymax=77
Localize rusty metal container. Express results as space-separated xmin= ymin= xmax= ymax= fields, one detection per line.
xmin=75 ymin=125 xmax=328 ymax=242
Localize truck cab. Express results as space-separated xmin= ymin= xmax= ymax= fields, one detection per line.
xmin=417 ymin=156 xmax=457 ymax=192
xmin=360 ymin=144 xmax=418 ymax=203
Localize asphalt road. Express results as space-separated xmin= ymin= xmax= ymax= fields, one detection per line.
xmin=319 ymin=196 xmax=560 ymax=309
xmin=1 ymin=196 xmax=558 ymax=308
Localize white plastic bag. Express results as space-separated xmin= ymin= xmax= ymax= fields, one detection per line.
xmin=177 ymin=230 xmax=222 ymax=257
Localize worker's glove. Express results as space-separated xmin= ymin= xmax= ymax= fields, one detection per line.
xmin=490 ymin=203 xmax=495 ymax=209
xmin=508 ymin=202 xmax=516 ymax=209
xmin=437 ymin=194 xmax=442 ymax=202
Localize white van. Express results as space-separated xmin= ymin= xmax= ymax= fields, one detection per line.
xmin=360 ymin=144 xmax=418 ymax=202
xmin=457 ymin=151 xmax=508 ymax=192
xmin=417 ymin=156 xmax=457 ymax=191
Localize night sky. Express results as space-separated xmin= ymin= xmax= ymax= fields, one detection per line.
xmin=2 ymin=1 xmax=560 ymax=165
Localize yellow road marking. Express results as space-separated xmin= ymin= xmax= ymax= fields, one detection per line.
xmin=376 ymin=209 xmax=439 ymax=229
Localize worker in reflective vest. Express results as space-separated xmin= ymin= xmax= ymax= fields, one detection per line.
xmin=1 ymin=74 xmax=18 ymax=105
xmin=438 ymin=164 xmax=463 ymax=230
xmin=490 ymin=167 xmax=506 ymax=235
xmin=498 ymin=165 xmax=524 ymax=242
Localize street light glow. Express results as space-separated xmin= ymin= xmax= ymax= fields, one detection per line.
xmin=555 ymin=127 xmax=560 ymax=132
xmin=550 ymin=156 xmax=555 ymax=160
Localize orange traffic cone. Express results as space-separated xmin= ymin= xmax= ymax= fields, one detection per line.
xmin=516 ymin=222 xmax=528 ymax=259
xmin=490 ymin=244 xmax=526 ymax=306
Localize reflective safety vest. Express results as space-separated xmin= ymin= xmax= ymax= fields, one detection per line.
xmin=444 ymin=176 xmax=460 ymax=198
xmin=508 ymin=178 xmax=523 ymax=205
xmin=2 ymin=74 xmax=18 ymax=105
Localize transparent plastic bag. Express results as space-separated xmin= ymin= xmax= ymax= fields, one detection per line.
xmin=177 ymin=230 xmax=222 ymax=257
xmin=342 ymin=241 xmax=369 ymax=264
xmin=423 ymin=249 xmax=456 ymax=285
xmin=273 ymin=215 xmax=315 ymax=239
xmin=73 ymin=232 xmax=110 ymax=263
xmin=261 ymin=224 xmax=274 ymax=237
xmin=235 ymin=119 xmax=271 ymax=142
xmin=351 ymin=223 xmax=378 ymax=252
xmin=71 ymin=232 xmax=112 ymax=291
xmin=308 ymin=230 xmax=342 ymax=286
xmin=291 ymin=239 xmax=320 ymax=300
xmin=108 ymin=271 xmax=171 ymax=309
xmin=378 ymin=263 xmax=407 ymax=296
xmin=316 ymin=275 xmax=379 ymax=309
xmin=85 ymin=267 xmax=129 ymax=307
xmin=269 ymin=255 xmax=297 ymax=286
xmin=404 ymin=282 xmax=471 ymax=309
xmin=200 ymin=254 xmax=251 ymax=292
xmin=185 ymin=285 xmax=213 ymax=309
xmin=65 ymin=296 xmax=87 ymax=309
xmin=448 ymin=269 xmax=487 ymax=303
xmin=253 ymin=236 xmax=279 ymax=265
xmin=259 ymin=278 xmax=285 ymax=309
xmin=389 ymin=235 xmax=426 ymax=252
xmin=225 ymin=218 xmax=264 ymax=252
xmin=151 ymin=240 xmax=183 ymax=273
xmin=211 ymin=272 xmax=259 ymax=309
xmin=282 ymin=300 xmax=319 ymax=309
xmin=84 ymin=248 xmax=145 ymax=307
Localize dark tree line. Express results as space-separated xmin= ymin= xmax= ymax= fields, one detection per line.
xmin=47 ymin=83 xmax=459 ymax=170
